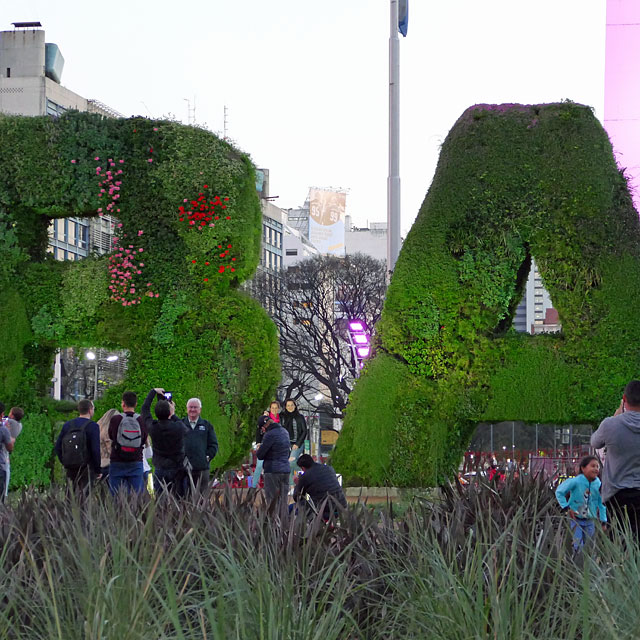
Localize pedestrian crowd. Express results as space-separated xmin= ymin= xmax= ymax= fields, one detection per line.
xmin=0 ymin=390 xmax=347 ymax=516
xmin=7 ymin=380 xmax=640 ymax=540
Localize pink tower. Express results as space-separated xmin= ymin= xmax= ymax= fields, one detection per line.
xmin=605 ymin=0 xmax=640 ymax=213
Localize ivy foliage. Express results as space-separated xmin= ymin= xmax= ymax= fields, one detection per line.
xmin=332 ymin=102 xmax=640 ymax=487
xmin=0 ymin=112 xmax=279 ymax=486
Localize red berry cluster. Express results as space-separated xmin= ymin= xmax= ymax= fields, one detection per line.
xmin=178 ymin=186 xmax=230 ymax=229
xmin=191 ymin=243 xmax=237 ymax=282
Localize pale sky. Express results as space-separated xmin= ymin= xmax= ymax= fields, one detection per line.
xmin=4 ymin=0 xmax=606 ymax=234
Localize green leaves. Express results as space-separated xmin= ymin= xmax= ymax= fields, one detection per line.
xmin=338 ymin=102 xmax=640 ymax=487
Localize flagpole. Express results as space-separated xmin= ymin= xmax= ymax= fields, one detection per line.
xmin=387 ymin=0 xmax=401 ymax=276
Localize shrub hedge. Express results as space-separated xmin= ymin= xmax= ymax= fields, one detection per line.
xmin=0 ymin=112 xmax=280 ymax=486
xmin=333 ymin=102 xmax=640 ymax=487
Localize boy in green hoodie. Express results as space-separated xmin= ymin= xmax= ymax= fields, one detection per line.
xmin=555 ymin=455 xmax=607 ymax=551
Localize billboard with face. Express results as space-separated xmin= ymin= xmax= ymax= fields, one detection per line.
xmin=308 ymin=188 xmax=346 ymax=256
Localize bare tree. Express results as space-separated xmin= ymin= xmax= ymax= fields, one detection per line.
xmin=254 ymin=254 xmax=387 ymax=417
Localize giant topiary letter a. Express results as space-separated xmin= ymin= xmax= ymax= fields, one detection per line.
xmin=332 ymin=102 xmax=640 ymax=487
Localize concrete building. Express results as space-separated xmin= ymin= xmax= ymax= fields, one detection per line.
xmin=0 ymin=22 xmax=126 ymax=400
xmin=0 ymin=24 xmax=118 ymax=118
xmin=512 ymin=259 xmax=561 ymax=335
xmin=0 ymin=23 xmax=122 ymax=265
xmin=344 ymin=215 xmax=387 ymax=261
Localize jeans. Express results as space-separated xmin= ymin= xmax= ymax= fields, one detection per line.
xmin=108 ymin=461 xmax=145 ymax=495
xmin=3 ymin=465 xmax=8 ymax=498
xmin=251 ymin=458 xmax=264 ymax=488
xmin=289 ymin=446 xmax=302 ymax=486
xmin=569 ymin=517 xmax=596 ymax=551
xmin=264 ymin=472 xmax=289 ymax=507
xmin=0 ymin=469 xmax=6 ymax=503
xmin=154 ymin=468 xmax=182 ymax=496
xmin=182 ymin=469 xmax=209 ymax=496
xmin=66 ymin=466 xmax=96 ymax=493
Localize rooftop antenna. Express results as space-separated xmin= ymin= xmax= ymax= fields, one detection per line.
xmin=183 ymin=96 xmax=196 ymax=125
xmin=223 ymin=105 xmax=229 ymax=140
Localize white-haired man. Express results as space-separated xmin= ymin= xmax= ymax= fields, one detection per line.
xmin=181 ymin=397 xmax=218 ymax=493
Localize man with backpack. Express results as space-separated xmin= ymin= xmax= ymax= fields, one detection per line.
xmin=107 ymin=391 xmax=148 ymax=495
xmin=54 ymin=399 xmax=101 ymax=490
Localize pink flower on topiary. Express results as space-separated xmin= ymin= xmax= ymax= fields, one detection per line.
xmin=71 ymin=159 xmax=76 ymax=164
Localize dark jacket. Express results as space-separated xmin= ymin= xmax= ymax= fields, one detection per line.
xmin=256 ymin=423 xmax=291 ymax=474
xmin=141 ymin=390 xmax=189 ymax=470
xmin=55 ymin=417 xmax=101 ymax=474
xmin=281 ymin=409 xmax=308 ymax=448
xmin=293 ymin=462 xmax=347 ymax=509
xmin=108 ymin=411 xmax=148 ymax=463
xmin=181 ymin=416 xmax=218 ymax=471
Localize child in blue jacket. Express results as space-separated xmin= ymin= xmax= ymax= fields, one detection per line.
xmin=555 ymin=455 xmax=607 ymax=551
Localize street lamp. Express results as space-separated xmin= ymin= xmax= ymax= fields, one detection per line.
xmin=86 ymin=351 xmax=118 ymax=400
xmin=346 ymin=319 xmax=371 ymax=377
xmin=86 ymin=350 xmax=98 ymax=400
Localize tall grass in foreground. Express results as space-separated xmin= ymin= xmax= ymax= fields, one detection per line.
xmin=0 ymin=477 xmax=638 ymax=639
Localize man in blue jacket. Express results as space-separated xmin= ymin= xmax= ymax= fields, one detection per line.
xmin=256 ymin=417 xmax=290 ymax=506
xmin=55 ymin=399 xmax=102 ymax=490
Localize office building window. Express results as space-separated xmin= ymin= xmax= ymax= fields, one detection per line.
xmin=56 ymin=220 xmax=65 ymax=241
xmin=6 ymin=68 xmax=10 ymax=78
xmin=286 ymin=249 xmax=298 ymax=256
xmin=46 ymin=99 xmax=67 ymax=118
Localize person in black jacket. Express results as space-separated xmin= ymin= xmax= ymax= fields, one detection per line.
xmin=281 ymin=399 xmax=308 ymax=486
xmin=293 ymin=454 xmax=347 ymax=519
xmin=256 ymin=418 xmax=290 ymax=506
xmin=54 ymin=399 xmax=102 ymax=490
xmin=181 ymin=397 xmax=219 ymax=494
xmin=140 ymin=388 xmax=189 ymax=496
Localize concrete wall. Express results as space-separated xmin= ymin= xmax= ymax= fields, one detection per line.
xmin=345 ymin=228 xmax=387 ymax=260
xmin=0 ymin=29 xmax=45 ymax=78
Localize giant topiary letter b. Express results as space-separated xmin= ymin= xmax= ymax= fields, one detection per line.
xmin=0 ymin=112 xmax=280 ymax=485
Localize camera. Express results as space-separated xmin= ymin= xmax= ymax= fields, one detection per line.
xmin=164 ymin=392 xmax=173 ymax=401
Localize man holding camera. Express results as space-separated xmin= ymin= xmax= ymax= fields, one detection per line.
xmin=591 ymin=380 xmax=640 ymax=542
xmin=140 ymin=388 xmax=189 ymax=495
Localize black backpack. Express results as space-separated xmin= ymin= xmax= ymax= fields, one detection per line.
xmin=60 ymin=418 xmax=90 ymax=468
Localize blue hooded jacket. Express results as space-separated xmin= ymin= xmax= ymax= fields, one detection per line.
xmin=256 ymin=423 xmax=291 ymax=474
xmin=555 ymin=474 xmax=607 ymax=522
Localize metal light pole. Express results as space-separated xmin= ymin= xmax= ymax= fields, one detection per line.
xmin=86 ymin=350 xmax=98 ymax=400
xmin=387 ymin=0 xmax=402 ymax=276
